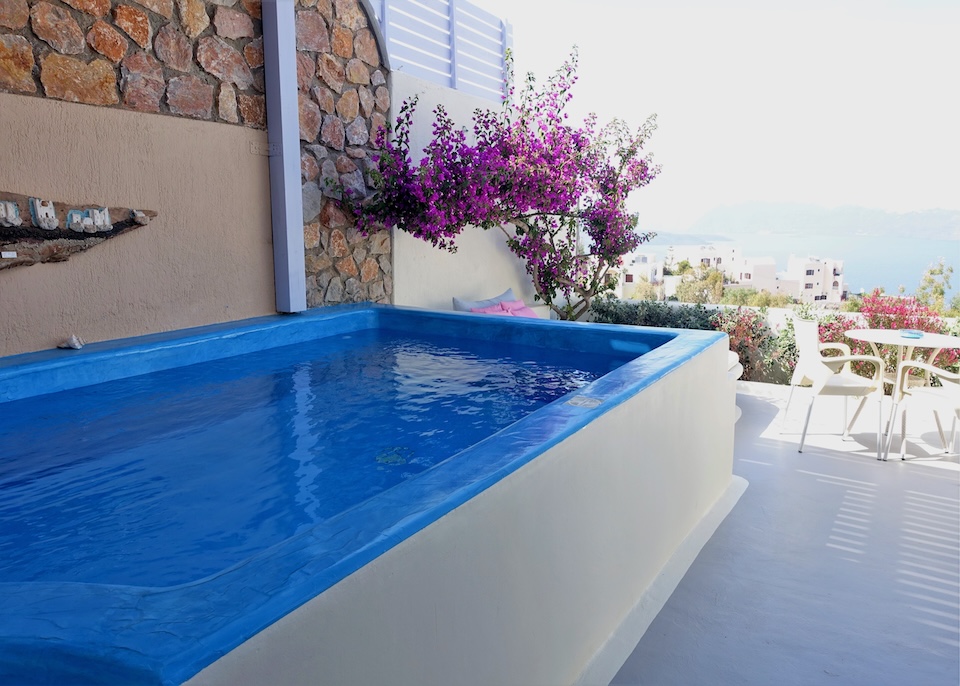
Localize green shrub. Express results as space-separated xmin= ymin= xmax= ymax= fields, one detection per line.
xmin=591 ymin=297 xmax=779 ymax=382
xmin=590 ymin=296 xmax=714 ymax=329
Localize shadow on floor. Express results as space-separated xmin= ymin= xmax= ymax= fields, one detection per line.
xmin=611 ymin=383 xmax=960 ymax=686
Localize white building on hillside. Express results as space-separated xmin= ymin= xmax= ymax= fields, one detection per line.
xmin=617 ymin=252 xmax=663 ymax=298
xmin=726 ymin=254 xmax=846 ymax=303
xmin=623 ymin=252 xmax=661 ymax=282
xmin=785 ymin=255 xmax=846 ymax=303
xmin=615 ymin=243 xmax=848 ymax=304
xmin=666 ymin=245 xmax=740 ymax=272
xmin=732 ymin=256 xmax=778 ymax=293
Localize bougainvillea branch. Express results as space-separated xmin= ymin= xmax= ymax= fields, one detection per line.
xmin=345 ymin=50 xmax=660 ymax=319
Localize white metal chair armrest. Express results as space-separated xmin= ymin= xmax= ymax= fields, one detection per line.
xmin=895 ymin=360 xmax=960 ymax=390
xmin=810 ymin=354 xmax=886 ymax=392
xmin=820 ymin=342 xmax=852 ymax=356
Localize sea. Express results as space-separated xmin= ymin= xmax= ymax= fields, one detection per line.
xmin=646 ymin=232 xmax=959 ymax=301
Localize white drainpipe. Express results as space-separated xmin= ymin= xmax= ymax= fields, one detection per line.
xmin=261 ymin=0 xmax=306 ymax=313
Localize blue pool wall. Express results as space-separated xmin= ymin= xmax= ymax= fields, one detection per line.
xmin=0 ymin=304 xmax=685 ymax=404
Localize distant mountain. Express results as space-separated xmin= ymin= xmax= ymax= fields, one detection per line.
xmin=685 ymin=203 xmax=960 ymax=241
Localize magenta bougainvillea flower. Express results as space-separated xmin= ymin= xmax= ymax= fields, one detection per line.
xmin=343 ymin=50 xmax=660 ymax=320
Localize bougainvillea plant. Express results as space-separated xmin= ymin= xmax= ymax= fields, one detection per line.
xmin=343 ymin=50 xmax=660 ymax=320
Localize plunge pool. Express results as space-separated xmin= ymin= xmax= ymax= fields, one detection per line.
xmin=0 ymin=305 xmax=737 ymax=685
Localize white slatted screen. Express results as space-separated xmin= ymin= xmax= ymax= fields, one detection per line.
xmin=373 ymin=0 xmax=513 ymax=101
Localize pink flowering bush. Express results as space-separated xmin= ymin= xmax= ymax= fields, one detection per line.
xmin=345 ymin=51 xmax=660 ymax=320
xmin=781 ymin=295 xmax=960 ymax=380
xmin=855 ymin=289 xmax=959 ymax=372
xmin=711 ymin=307 xmax=779 ymax=382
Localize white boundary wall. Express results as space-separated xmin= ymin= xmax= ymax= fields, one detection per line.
xmin=389 ymin=72 xmax=550 ymax=316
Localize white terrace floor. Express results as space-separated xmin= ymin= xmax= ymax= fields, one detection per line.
xmin=612 ymin=381 xmax=960 ymax=686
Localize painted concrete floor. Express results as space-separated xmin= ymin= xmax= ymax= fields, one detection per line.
xmin=612 ymin=382 xmax=960 ymax=686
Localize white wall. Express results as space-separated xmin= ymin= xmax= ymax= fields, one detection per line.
xmin=389 ymin=73 xmax=546 ymax=315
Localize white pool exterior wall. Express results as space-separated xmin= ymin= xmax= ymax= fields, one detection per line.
xmin=186 ymin=335 xmax=740 ymax=686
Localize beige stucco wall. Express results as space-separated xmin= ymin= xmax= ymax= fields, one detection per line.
xmin=389 ymin=73 xmax=547 ymax=315
xmin=0 ymin=94 xmax=276 ymax=357
xmin=187 ymin=337 xmax=738 ymax=686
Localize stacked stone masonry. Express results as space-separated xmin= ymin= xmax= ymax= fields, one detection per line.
xmin=0 ymin=0 xmax=392 ymax=307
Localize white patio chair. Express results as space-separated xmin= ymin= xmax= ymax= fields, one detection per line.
xmin=783 ymin=316 xmax=887 ymax=459
xmin=883 ymin=361 xmax=960 ymax=460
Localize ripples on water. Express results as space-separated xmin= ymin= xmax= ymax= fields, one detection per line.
xmin=0 ymin=330 xmax=626 ymax=587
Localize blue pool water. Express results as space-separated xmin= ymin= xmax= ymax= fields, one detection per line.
xmin=1 ymin=329 xmax=614 ymax=588
xmin=0 ymin=305 xmax=720 ymax=685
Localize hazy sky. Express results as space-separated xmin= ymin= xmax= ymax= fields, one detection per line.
xmin=476 ymin=0 xmax=960 ymax=233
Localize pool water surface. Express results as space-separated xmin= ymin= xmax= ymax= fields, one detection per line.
xmin=1 ymin=329 xmax=620 ymax=588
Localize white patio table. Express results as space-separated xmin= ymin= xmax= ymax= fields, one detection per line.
xmin=846 ymin=329 xmax=960 ymax=441
xmin=845 ymin=329 xmax=960 ymax=367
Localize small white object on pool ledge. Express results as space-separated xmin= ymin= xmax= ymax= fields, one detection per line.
xmin=57 ymin=334 xmax=85 ymax=350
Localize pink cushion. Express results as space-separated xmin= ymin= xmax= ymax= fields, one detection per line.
xmin=499 ymin=299 xmax=527 ymax=312
xmin=470 ymin=304 xmax=510 ymax=315
xmin=499 ymin=299 xmax=539 ymax=318
xmin=508 ymin=305 xmax=539 ymax=318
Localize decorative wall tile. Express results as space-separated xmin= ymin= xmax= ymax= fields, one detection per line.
xmin=87 ymin=20 xmax=129 ymax=63
xmin=132 ymin=0 xmax=174 ymax=19
xmin=114 ymin=4 xmax=152 ymax=49
xmin=176 ymin=0 xmax=209 ymax=39
xmin=243 ymin=36 xmax=263 ymax=68
xmin=333 ymin=0 xmax=364 ymax=31
xmin=153 ymin=23 xmax=192 ymax=72
xmin=317 ymin=53 xmax=343 ymax=93
xmin=237 ymin=92 xmax=264 ymax=126
xmin=217 ymin=81 xmax=238 ymax=122
xmin=298 ymin=92 xmax=321 ymax=141
xmin=120 ymin=50 xmax=165 ymax=111
xmin=344 ymin=57 xmax=368 ymax=85
xmin=31 ymin=2 xmax=85 ymax=55
xmin=196 ymin=35 xmax=254 ymax=89
xmin=0 ymin=0 xmax=30 ymax=30
xmin=296 ymin=10 xmax=329 ymax=53
xmin=331 ymin=24 xmax=351 ymax=58
xmin=213 ymin=5 xmax=253 ymax=39
xmin=62 ymin=0 xmax=112 ymax=17
xmin=0 ymin=34 xmax=36 ymax=93
xmin=320 ymin=113 xmax=344 ymax=150
xmin=354 ymin=28 xmax=377 ymax=67
xmin=40 ymin=53 xmax=119 ymax=105
xmin=335 ymin=88 xmax=357 ymax=119
xmin=166 ymin=74 xmax=213 ymax=118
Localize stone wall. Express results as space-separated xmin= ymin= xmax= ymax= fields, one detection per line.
xmin=0 ymin=0 xmax=392 ymax=310
xmin=293 ymin=0 xmax=392 ymax=306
